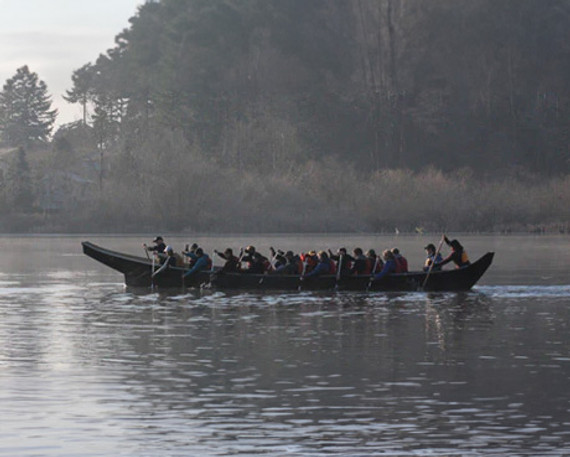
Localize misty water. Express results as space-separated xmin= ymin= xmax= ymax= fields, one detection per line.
xmin=1 ymin=234 xmax=569 ymax=457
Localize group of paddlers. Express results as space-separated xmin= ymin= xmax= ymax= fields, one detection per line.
xmin=143 ymin=235 xmax=470 ymax=280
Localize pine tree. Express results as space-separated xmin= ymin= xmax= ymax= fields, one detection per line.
xmin=0 ymin=65 xmax=58 ymax=147
xmin=64 ymin=63 xmax=96 ymax=126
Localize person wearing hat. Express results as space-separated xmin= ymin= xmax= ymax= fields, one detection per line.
xmin=423 ymin=243 xmax=443 ymax=272
xmin=144 ymin=236 xmax=166 ymax=254
xmin=435 ymin=235 xmax=470 ymax=269
xmin=214 ymin=248 xmax=240 ymax=273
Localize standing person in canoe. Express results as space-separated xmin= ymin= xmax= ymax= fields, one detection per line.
xmin=144 ymin=236 xmax=166 ymax=256
xmin=435 ymin=235 xmax=470 ymax=269
xmin=183 ymin=248 xmax=212 ymax=279
xmin=214 ymin=248 xmax=240 ymax=273
xmin=372 ymin=250 xmax=397 ymax=281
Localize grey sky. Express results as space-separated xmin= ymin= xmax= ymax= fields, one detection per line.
xmin=0 ymin=0 xmax=143 ymax=126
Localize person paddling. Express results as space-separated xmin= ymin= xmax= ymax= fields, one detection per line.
xmin=391 ymin=247 xmax=408 ymax=273
xmin=214 ymin=248 xmax=240 ymax=273
xmin=423 ymin=243 xmax=443 ymax=271
xmin=366 ymin=249 xmax=383 ymax=274
xmin=183 ymin=248 xmax=212 ymax=278
xmin=350 ymin=248 xmax=369 ymax=275
xmin=329 ymin=247 xmax=352 ymax=278
xmin=273 ymin=251 xmax=303 ymax=275
xmin=435 ymin=235 xmax=470 ymax=269
xmin=240 ymin=246 xmax=267 ymax=274
xmin=152 ymin=245 xmax=177 ymax=277
xmin=303 ymin=251 xmax=334 ymax=279
xmin=144 ymin=236 xmax=166 ymax=256
xmin=372 ymin=250 xmax=397 ymax=281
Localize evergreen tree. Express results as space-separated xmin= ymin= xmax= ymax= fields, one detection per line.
xmin=0 ymin=66 xmax=58 ymax=147
xmin=5 ymin=147 xmax=34 ymax=212
xmin=64 ymin=63 xmax=96 ymax=126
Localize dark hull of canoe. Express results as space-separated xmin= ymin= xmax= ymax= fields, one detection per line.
xmin=81 ymin=241 xmax=211 ymax=288
xmin=211 ymin=252 xmax=494 ymax=292
xmin=83 ymin=241 xmax=494 ymax=292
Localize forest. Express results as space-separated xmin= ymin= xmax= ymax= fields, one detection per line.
xmin=0 ymin=0 xmax=569 ymax=233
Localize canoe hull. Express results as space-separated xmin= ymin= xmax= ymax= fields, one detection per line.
xmin=211 ymin=252 xmax=494 ymax=292
xmin=83 ymin=241 xmax=494 ymax=292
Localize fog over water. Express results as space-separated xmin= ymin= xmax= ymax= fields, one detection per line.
xmin=1 ymin=235 xmax=569 ymax=456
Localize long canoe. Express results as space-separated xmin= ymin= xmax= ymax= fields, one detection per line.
xmin=82 ymin=241 xmax=494 ymax=292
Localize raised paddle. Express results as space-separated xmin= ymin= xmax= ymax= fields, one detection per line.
xmin=421 ymin=235 xmax=445 ymax=290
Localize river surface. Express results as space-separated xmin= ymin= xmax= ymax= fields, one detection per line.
xmin=1 ymin=234 xmax=569 ymax=456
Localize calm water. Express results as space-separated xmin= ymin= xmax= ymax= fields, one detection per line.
xmin=1 ymin=234 xmax=569 ymax=457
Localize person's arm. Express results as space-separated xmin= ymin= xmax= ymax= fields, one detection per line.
xmin=215 ymin=250 xmax=228 ymax=260
xmin=374 ymin=260 xmax=394 ymax=280
xmin=152 ymin=259 xmax=170 ymax=277
xmin=304 ymin=262 xmax=328 ymax=278
xmin=184 ymin=256 xmax=208 ymax=277
xmin=184 ymin=251 xmax=198 ymax=261
xmin=435 ymin=253 xmax=453 ymax=267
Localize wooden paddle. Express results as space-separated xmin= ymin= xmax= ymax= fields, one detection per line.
xmin=421 ymin=235 xmax=445 ymax=290
xmin=335 ymin=254 xmax=344 ymax=290
xmin=367 ymin=255 xmax=380 ymax=291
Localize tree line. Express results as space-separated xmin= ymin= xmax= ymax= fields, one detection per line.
xmin=0 ymin=0 xmax=569 ymax=233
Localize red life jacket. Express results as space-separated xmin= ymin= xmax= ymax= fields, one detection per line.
xmin=328 ymin=260 xmax=337 ymax=275
xmin=369 ymin=257 xmax=383 ymax=273
xmin=301 ymin=254 xmax=318 ymax=272
xmin=394 ymin=256 xmax=408 ymax=273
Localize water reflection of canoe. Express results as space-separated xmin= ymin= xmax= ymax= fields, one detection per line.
xmin=82 ymin=241 xmax=494 ymax=292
